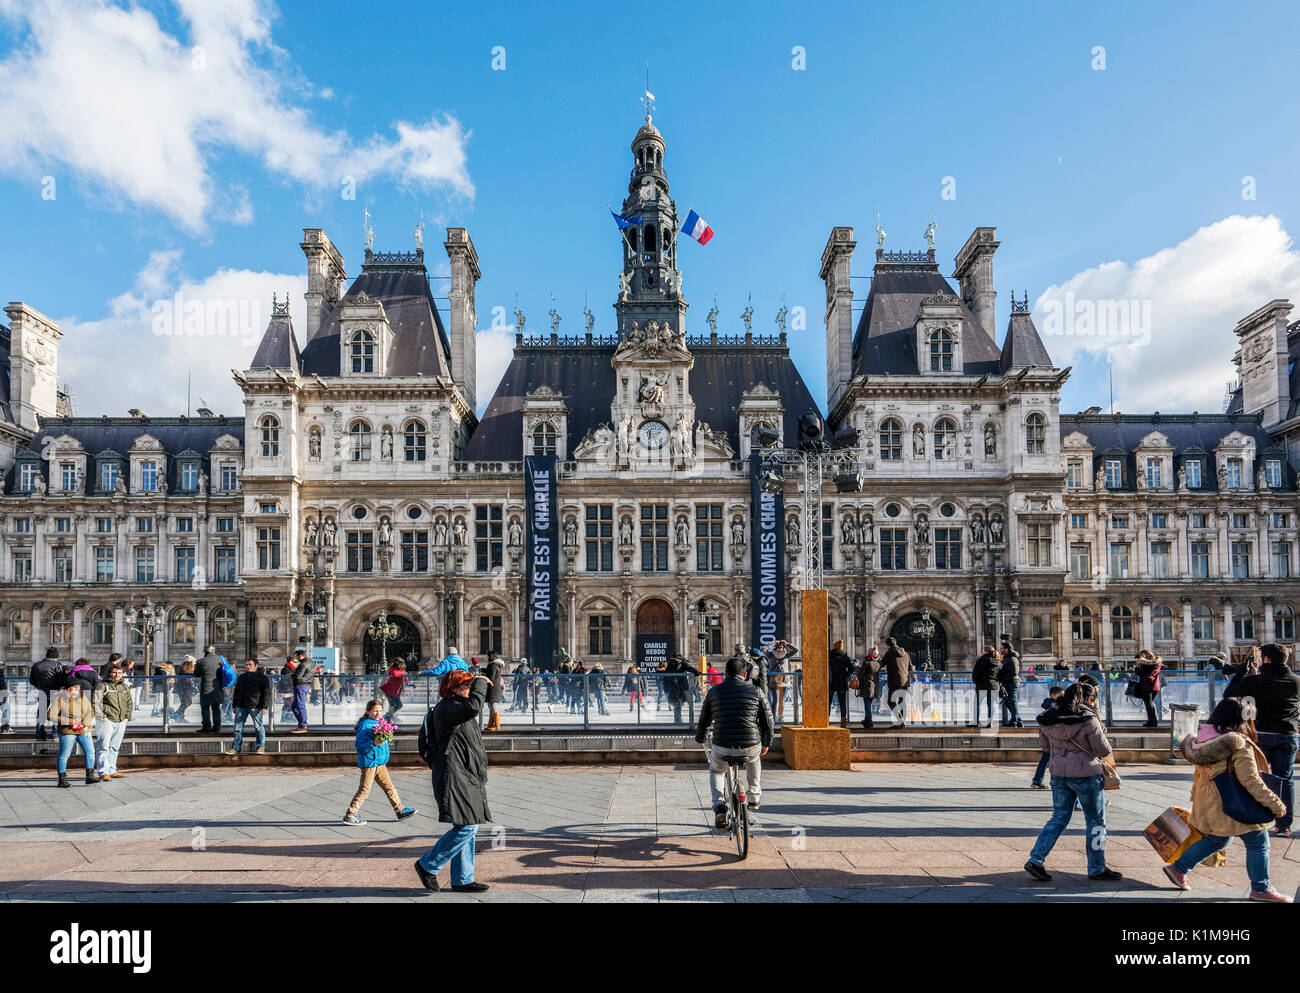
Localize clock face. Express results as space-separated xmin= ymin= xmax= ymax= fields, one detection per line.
xmin=638 ymin=420 xmax=669 ymax=451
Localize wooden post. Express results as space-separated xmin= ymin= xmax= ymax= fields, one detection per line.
xmin=781 ymin=588 xmax=850 ymax=769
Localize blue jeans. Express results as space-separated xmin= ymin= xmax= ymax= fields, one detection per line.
xmin=974 ymin=689 xmax=997 ymax=724
xmin=1174 ymin=829 xmax=1270 ymax=892
xmin=418 ymin=824 xmax=478 ymax=886
xmin=1029 ymin=774 xmax=1108 ymax=875
xmin=292 ymin=685 xmax=311 ymax=728
xmin=1256 ymin=731 xmax=1298 ymax=832
xmin=95 ymin=720 xmax=128 ymax=776
xmin=232 ymin=708 xmax=265 ymax=751
xmin=57 ymin=732 xmax=95 ymax=773
xmin=1002 ymin=687 xmax=1021 ymax=724
xmin=1032 ymin=751 xmax=1050 ymax=786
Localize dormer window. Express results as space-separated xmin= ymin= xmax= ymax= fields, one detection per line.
xmin=350 ymin=330 xmax=375 ymax=373
xmin=19 ymin=464 xmax=37 ymax=492
xmin=1265 ymin=459 xmax=1283 ymax=487
xmin=141 ymin=461 xmax=158 ymax=492
xmin=100 ymin=463 xmax=119 ymax=492
xmin=59 ymin=462 xmax=76 ymax=491
xmin=220 ymin=463 xmax=238 ymax=490
xmin=1025 ymin=413 xmax=1046 ymax=455
xmin=1184 ymin=459 xmax=1202 ymax=488
xmin=1104 ymin=458 xmax=1122 ymax=488
xmin=180 ymin=462 xmax=199 ymax=492
xmin=350 ymin=420 xmax=372 ymax=462
xmin=928 ymin=329 xmax=954 ymax=372
xmin=1145 ymin=458 xmax=1162 ymax=489
xmin=1226 ymin=458 xmax=1242 ymax=488
xmin=532 ymin=422 xmax=557 ymax=456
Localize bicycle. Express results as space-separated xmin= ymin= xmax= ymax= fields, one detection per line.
xmin=703 ymin=730 xmax=750 ymax=860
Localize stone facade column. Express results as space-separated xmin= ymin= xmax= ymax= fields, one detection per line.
xmin=33 ymin=520 xmax=49 ymax=582
xmin=236 ymin=599 xmax=250 ymax=659
xmin=1099 ymin=598 xmax=1114 ymax=664
xmin=1136 ymin=516 xmax=1149 ymax=578
xmin=845 ymin=586 xmax=856 ymax=657
xmin=974 ymin=587 xmax=985 ymax=650
xmin=71 ymin=601 xmax=85 ymax=660
xmin=1216 ymin=514 xmax=1230 ymax=577
xmin=863 ymin=589 xmax=874 ymax=650
xmin=115 ymin=515 xmax=128 ymax=585
xmin=568 ymin=587 xmax=578 ymax=658
xmin=154 ymin=607 xmax=167 ymax=665
xmin=195 ymin=600 xmax=208 ymax=652
xmin=511 ymin=585 xmax=522 ymax=658
xmin=1059 ymin=598 xmax=1072 ymax=661
xmin=1222 ymin=598 xmax=1235 ymax=654
xmin=1181 ymin=597 xmax=1194 ymax=662
xmin=74 ymin=515 xmax=88 ymax=582
xmin=1140 ymin=598 xmax=1153 ymax=650
xmin=324 ymin=589 xmax=335 ymax=649
xmin=433 ymin=589 xmax=445 ymax=660
xmin=1096 ymin=510 xmax=1109 ymax=581
xmin=623 ymin=589 xmax=634 ymax=662
xmin=198 ymin=514 xmax=211 ymax=585
xmin=30 ymin=601 xmax=44 ymax=664
xmin=1265 ymin=599 xmax=1276 ymax=643
xmin=113 ymin=602 xmax=126 ymax=655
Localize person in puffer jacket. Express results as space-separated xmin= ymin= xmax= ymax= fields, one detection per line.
xmin=342 ymin=700 xmax=416 ymax=826
xmin=694 ymin=656 xmax=775 ymax=828
xmin=1161 ymin=697 xmax=1291 ymax=902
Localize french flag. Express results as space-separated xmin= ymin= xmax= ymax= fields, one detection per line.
xmin=681 ymin=208 xmax=714 ymax=245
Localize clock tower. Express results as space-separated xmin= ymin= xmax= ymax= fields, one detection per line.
xmin=614 ymin=115 xmax=688 ymax=336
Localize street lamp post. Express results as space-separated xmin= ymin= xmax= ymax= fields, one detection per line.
xmin=985 ymin=600 xmax=1021 ymax=647
xmin=367 ymin=608 xmax=401 ymax=675
xmin=124 ymin=598 xmax=168 ymax=727
xmin=910 ymin=606 xmax=937 ymax=670
xmin=686 ymin=598 xmax=721 ymax=660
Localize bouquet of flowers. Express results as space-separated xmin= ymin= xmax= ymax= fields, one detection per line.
xmin=372 ymin=716 xmax=398 ymax=746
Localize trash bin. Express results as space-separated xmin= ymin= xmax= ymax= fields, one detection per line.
xmin=1166 ymin=703 xmax=1202 ymax=764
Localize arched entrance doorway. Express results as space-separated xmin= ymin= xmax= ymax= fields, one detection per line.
xmin=362 ymin=613 xmax=423 ymax=674
xmin=635 ymin=597 xmax=675 ymax=670
xmin=888 ymin=611 xmax=949 ymax=669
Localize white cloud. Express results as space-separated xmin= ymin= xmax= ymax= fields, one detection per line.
xmin=474 ymin=328 xmax=515 ymax=416
xmin=0 ymin=0 xmax=473 ymax=231
xmin=57 ymin=254 xmax=304 ymax=416
xmin=1035 ymin=215 xmax=1300 ymax=412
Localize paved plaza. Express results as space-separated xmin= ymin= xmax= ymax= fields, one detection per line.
xmin=1 ymin=762 xmax=1297 ymax=904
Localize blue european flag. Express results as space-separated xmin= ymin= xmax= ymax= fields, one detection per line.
xmin=610 ymin=208 xmax=642 ymax=229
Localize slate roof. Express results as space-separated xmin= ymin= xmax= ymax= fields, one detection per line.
xmin=249 ymin=305 xmax=300 ymax=373
xmin=1059 ymin=413 xmax=1291 ymax=492
xmin=298 ymin=252 xmax=452 ymax=378
xmin=1000 ymin=311 xmax=1054 ymax=371
xmin=8 ymin=416 xmax=244 ymax=494
xmin=464 ymin=342 xmax=820 ymax=461
xmin=852 ymin=262 xmax=1002 ymax=376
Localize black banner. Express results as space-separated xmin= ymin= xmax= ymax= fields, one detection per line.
xmin=749 ymin=453 xmax=785 ymax=649
xmin=636 ymin=633 xmax=674 ymax=670
xmin=525 ymin=455 xmax=558 ymax=671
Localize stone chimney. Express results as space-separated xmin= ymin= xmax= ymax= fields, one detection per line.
xmin=953 ymin=226 xmax=1000 ymax=337
xmin=4 ymin=302 xmax=62 ymax=434
xmin=820 ymin=227 xmax=856 ymax=413
xmin=1233 ymin=299 xmax=1294 ymax=428
xmin=300 ymin=228 xmax=346 ymax=341
xmin=444 ymin=227 xmax=481 ymax=413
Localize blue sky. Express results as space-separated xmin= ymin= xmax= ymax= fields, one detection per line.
xmin=1 ymin=0 xmax=1298 ymax=417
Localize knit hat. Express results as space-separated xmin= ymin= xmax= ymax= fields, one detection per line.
xmin=43 ymin=647 xmax=59 ymax=660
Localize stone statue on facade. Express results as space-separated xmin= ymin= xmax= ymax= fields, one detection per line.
xmin=639 ymin=374 xmax=665 ymax=405
xmin=452 ymin=517 xmax=467 ymax=548
xmin=156 ymin=474 xmax=167 ymax=495
xmin=619 ymin=515 xmax=634 ymax=546
xmin=509 ymin=517 xmax=524 ymax=548
xmin=304 ymin=516 xmax=319 ymax=548
xmin=1177 ymin=464 xmax=1187 ymax=490
xmin=989 ymin=513 xmax=1004 ymax=544
xmin=731 ymin=516 xmax=745 ymax=547
xmin=857 ymin=514 xmax=874 ymax=547
xmin=970 ymin=513 xmax=985 ymax=544
xmin=378 ymin=516 xmax=392 ymax=548
xmin=560 ymin=516 xmax=575 ymax=548
xmin=434 ymin=516 xmax=448 ymax=547
xmin=309 ymin=429 xmax=321 ymax=459
xmin=323 ymin=517 xmax=337 ymax=548
xmin=787 ymin=516 xmax=800 ymax=548
xmin=1095 ymin=466 xmax=1107 ymax=491
xmin=924 ymin=213 xmax=937 ymax=251
xmin=675 ymin=515 xmax=689 ymax=548
xmin=913 ymin=423 xmax=925 ymax=457
xmin=113 ymin=473 xmax=127 ymax=496
xmin=1257 ymin=466 xmax=1269 ymax=490
xmin=874 ymin=210 xmax=886 ymax=250
xmin=380 ymin=427 xmax=394 ymax=461
xmin=197 ymin=471 xmax=208 ymax=494
xmin=984 ymin=423 xmax=996 ymax=456
xmin=618 ymin=270 xmax=631 ymax=302
xmin=1217 ymin=462 xmax=1229 ymax=488
xmin=841 ymin=516 xmax=856 ymax=545
xmin=675 ymin=413 xmax=692 ymax=459
xmin=618 ymin=413 xmax=634 ymax=459
xmin=915 ymin=513 xmax=930 ymax=545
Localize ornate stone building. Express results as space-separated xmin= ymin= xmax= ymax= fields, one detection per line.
xmin=1 ymin=119 xmax=1297 ymax=672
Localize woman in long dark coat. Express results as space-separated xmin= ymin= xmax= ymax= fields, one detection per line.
xmin=414 ymin=670 xmax=491 ymax=893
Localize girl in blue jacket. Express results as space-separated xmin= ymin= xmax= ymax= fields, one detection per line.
xmin=343 ymin=700 xmax=417 ymax=826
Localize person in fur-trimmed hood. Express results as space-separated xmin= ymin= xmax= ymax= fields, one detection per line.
xmin=1161 ymin=697 xmax=1291 ymax=901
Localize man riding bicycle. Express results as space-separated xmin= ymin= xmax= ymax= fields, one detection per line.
xmin=695 ymin=655 xmax=775 ymax=829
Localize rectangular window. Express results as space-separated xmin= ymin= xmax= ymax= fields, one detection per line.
xmin=1070 ymin=513 xmax=1088 ymax=529
xmin=346 ymin=531 xmax=373 ymax=572
xmin=53 ymin=547 xmax=73 ymax=583
xmin=1226 ymin=459 xmax=1242 ymax=488
xmin=1272 ymin=541 xmax=1292 ymax=578
xmin=54 ymin=517 xmax=72 ymax=533
xmin=60 ymin=462 xmax=76 ymax=491
xmin=1193 ymin=610 xmax=1214 ymax=641
xmin=175 ymin=546 xmax=196 ymax=584
xmin=475 ymin=505 xmax=503 ymax=573
xmin=1026 ymin=524 xmax=1052 ymax=567
xmin=99 ymin=463 xmax=118 ymax=492
xmin=1189 ymin=541 xmax=1211 ymax=579
xmin=640 ymin=504 xmax=669 ymax=572
xmin=1185 ymin=459 xmax=1202 ymax=489
xmin=220 ymin=464 xmax=238 ymax=491
xmin=175 ymin=517 xmax=194 ymax=533
xmin=216 ymin=517 xmax=235 ymax=533
xmin=260 ymin=502 xmax=277 ymax=514
xmin=880 ymin=528 xmax=907 ymax=570
xmin=1190 ymin=512 xmax=1208 ymax=529
xmin=1145 ymin=458 xmax=1162 ymax=489
xmin=1150 ymin=513 xmax=1167 ymax=529
xmin=141 ymin=461 xmax=158 ymax=492
xmin=585 ymin=505 xmax=614 ymax=572
xmin=95 ymin=517 xmax=113 ymax=533
xmin=214 ymin=547 xmax=237 ymax=583
xmin=18 ymin=464 xmax=37 ymax=492
xmin=137 ymin=516 xmax=155 ymax=533
xmin=1271 ymin=513 xmax=1290 ymax=529
xmin=1070 ymin=544 xmax=1091 ymax=581
xmin=180 ymin=463 xmax=198 ymax=491
xmin=478 ymin=615 xmax=503 ymax=655
xmin=135 ymin=546 xmax=155 ymax=582
xmin=1066 ymin=462 xmax=1083 ymax=488
xmin=13 ymin=518 xmax=31 ymax=533
xmin=1109 ymin=542 xmax=1130 ymax=578
xmin=12 ymin=554 xmax=31 ymax=582
xmin=1231 ymin=541 xmax=1250 ymax=578
xmin=695 ymin=504 xmax=724 ymax=572
xmin=1266 ymin=459 xmax=1283 ymax=488
xmin=1110 ymin=514 xmax=1129 ymax=530
xmin=934 ymin=528 xmax=962 ymax=570
xmin=1232 ymin=513 xmax=1249 ymax=529
xmin=588 ymin=615 xmax=613 ymax=656
xmin=1105 ymin=459 xmax=1122 ymax=488
xmin=257 ymin=527 xmax=282 ymax=571
xmin=401 ymin=530 xmax=429 ymax=572
xmin=95 ymin=547 xmax=114 ymax=583
xmin=1150 ymin=541 xmax=1171 ymax=579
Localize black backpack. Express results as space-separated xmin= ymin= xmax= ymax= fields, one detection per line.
xmin=416 ymin=708 xmax=436 ymax=767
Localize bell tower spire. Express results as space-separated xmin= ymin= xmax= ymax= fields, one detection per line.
xmin=614 ymin=111 xmax=687 ymax=337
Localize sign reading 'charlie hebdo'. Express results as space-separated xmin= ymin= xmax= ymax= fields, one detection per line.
xmin=525 ymin=455 xmax=558 ymax=670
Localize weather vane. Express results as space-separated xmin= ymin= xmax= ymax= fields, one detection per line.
xmin=641 ymin=64 xmax=655 ymax=119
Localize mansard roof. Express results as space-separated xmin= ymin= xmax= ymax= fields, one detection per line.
xmin=999 ymin=306 xmax=1054 ymax=371
xmin=852 ymin=253 xmax=1002 ymax=376
xmin=464 ymin=336 xmax=819 ymax=461
xmin=298 ymin=249 xmax=452 ymax=378
xmin=1058 ymin=412 xmax=1291 ymax=492
xmin=249 ymin=300 xmax=300 ymax=373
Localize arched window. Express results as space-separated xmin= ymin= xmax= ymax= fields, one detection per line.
xmin=1025 ymin=413 xmax=1046 ymax=455
xmin=932 ymin=418 xmax=957 ymax=460
xmin=1193 ymin=604 xmax=1214 ymax=640
xmin=627 ymin=228 xmax=638 ymax=252
xmin=90 ymin=608 xmax=114 ymax=645
xmin=1152 ymin=604 xmax=1174 ymax=641
xmin=49 ymin=609 xmax=71 ymax=645
xmin=172 ymin=608 xmax=196 ymax=645
xmin=8 ymin=608 xmax=30 ymax=646
xmin=532 ymin=422 xmax=557 ymax=456
xmin=349 ymin=420 xmax=372 ymax=462
xmin=1111 ymin=604 xmax=1134 ymax=641
xmin=879 ymin=418 xmax=903 ymax=461
xmin=350 ymin=330 xmax=375 ymax=374
xmin=403 ymin=420 xmax=427 ymax=462
xmin=211 ymin=607 xmax=236 ymax=644
xmin=928 ymin=329 xmax=954 ymax=372
xmin=644 ymin=224 xmax=657 ymax=253
xmin=1276 ymin=604 xmax=1295 ymax=642
xmin=260 ymin=415 xmax=280 ymax=457
xmin=1070 ymin=604 xmax=1093 ymax=640
xmin=1234 ymin=605 xmax=1255 ymax=641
